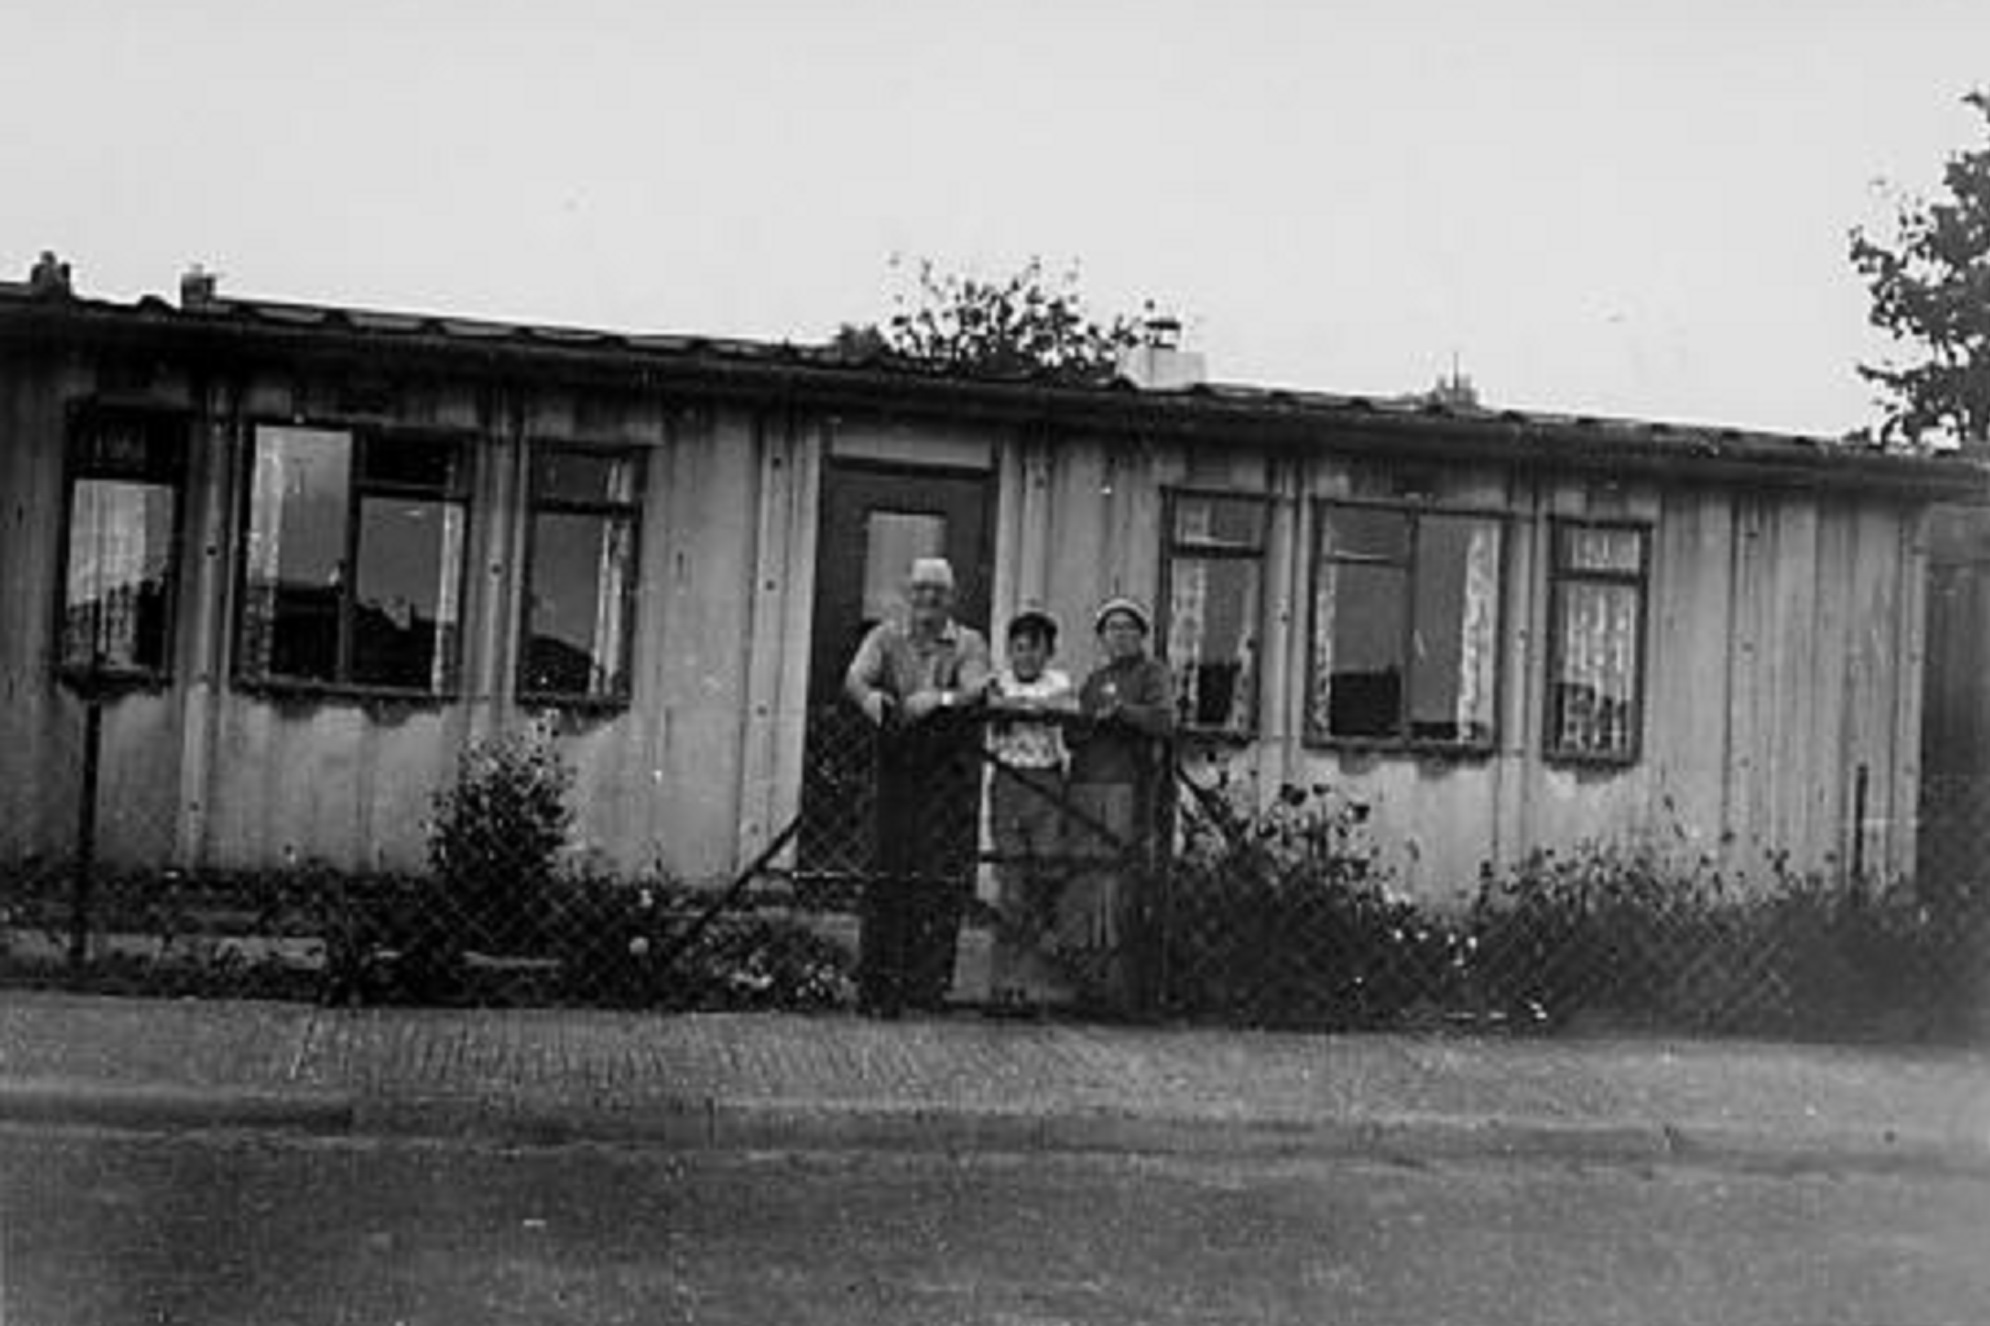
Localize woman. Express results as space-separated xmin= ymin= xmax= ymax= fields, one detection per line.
xmin=1058 ymin=597 xmax=1174 ymax=1008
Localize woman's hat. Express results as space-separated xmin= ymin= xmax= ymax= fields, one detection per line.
xmin=1093 ymin=596 xmax=1151 ymax=635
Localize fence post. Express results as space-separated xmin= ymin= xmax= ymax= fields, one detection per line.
xmin=70 ymin=684 xmax=103 ymax=970
xmin=1142 ymin=736 xmax=1178 ymax=1021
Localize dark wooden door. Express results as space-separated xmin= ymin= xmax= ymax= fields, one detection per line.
xmin=798 ymin=461 xmax=993 ymax=885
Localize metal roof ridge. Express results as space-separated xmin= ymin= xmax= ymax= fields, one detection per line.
xmin=1184 ymin=375 xmax=1851 ymax=451
xmin=6 ymin=286 xmax=1979 ymax=470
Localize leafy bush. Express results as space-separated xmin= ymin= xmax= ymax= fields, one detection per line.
xmin=427 ymin=723 xmax=575 ymax=956
xmin=1466 ymin=840 xmax=1742 ymax=1028
xmin=1467 ymin=843 xmax=1979 ymax=1035
xmin=843 ymin=254 xmax=1150 ymax=384
xmin=1162 ymin=782 xmax=1469 ymax=1028
xmin=1162 ymin=785 xmax=1987 ymax=1039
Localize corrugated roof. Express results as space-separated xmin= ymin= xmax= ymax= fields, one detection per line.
xmin=2 ymin=282 xmax=1982 ymax=499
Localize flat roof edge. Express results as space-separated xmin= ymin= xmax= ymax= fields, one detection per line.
xmin=3 ymin=296 xmax=1984 ymax=502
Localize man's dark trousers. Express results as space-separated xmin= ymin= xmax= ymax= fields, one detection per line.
xmin=858 ymin=716 xmax=975 ymax=1013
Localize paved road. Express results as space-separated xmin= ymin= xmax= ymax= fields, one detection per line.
xmin=5 ymin=1128 xmax=1990 ymax=1325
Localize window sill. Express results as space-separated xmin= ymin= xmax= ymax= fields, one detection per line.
xmin=517 ymin=692 xmax=633 ymax=716
xmin=233 ymin=678 xmax=460 ymax=711
xmin=1543 ymin=751 xmax=1641 ymax=772
xmin=55 ymin=666 xmax=174 ymax=697
xmin=1306 ymin=736 xmax=1500 ymax=764
xmin=1175 ymin=726 xmax=1257 ymax=748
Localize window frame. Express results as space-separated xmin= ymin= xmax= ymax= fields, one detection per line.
xmin=54 ymin=404 xmax=192 ymax=689
xmin=1157 ymin=487 xmax=1273 ymax=740
xmin=1305 ymin=496 xmax=1511 ymax=757
xmin=231 ymin=419 xmax=475 ymax=702
xmin=516 ymin=441 xmax=647 ymax=711
xmin=1542 ymin=518 xmax=1651 ymax=768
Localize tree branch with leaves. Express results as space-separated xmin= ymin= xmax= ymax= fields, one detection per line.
xmin=1850 ymin=90 xmax=1990 ymax=452
xmin=833 ymin=255 xmax=1153 ymax=385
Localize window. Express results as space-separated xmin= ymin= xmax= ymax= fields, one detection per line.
xmin=520 ymin=446 xmax=643 ymax=703
xmin=238 ymin=425 xmax=469 ymax=693
xmin=861 ymin=511 xmax=946 ymax=627
xmin=1308 ymin=504 xmax=1503 ymax=748
xmin=1162 ymin=492 xmax=1268 ymax=734
xmin=60 ymin=412 xmax=186 ymax=677
xmin=1545 ymin=523 xmax=1648 ymax=762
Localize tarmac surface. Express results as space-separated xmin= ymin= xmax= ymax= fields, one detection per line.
xmin=3 ymin=992 xmax=1989 ymax=1172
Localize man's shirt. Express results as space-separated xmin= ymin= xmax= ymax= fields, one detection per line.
xmin=845 ymin=617 xmax=992 ymax=712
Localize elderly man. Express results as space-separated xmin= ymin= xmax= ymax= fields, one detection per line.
xmin=844 ymin=556 xmax=991 ymax=1016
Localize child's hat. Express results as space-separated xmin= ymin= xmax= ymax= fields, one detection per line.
xmin=1006 ymin=609 xmax=1059 ymax=645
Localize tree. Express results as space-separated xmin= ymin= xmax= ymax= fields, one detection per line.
xmin=834 ymin=256 xmax=1151 ymax=384
xmin=1850 ymin=90 xmax=1990 ymax=451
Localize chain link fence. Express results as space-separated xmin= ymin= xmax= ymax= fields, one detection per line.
xmin=4 ymin=696 xmax=1989 ymax=1040
xmin=1157 ymin=770 xmax=1990 ymax=1038
xmin=795 ymin=703 xmax=876 ymax=906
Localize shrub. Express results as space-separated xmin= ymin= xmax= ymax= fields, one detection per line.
xmin=427 ymin=723 xmax=575 ymax=956
xmin=1466 ymin=841 xmax=1990 ymax=1036
xmin=1162 ymin=782 xmax=1469 ymax=1028
xmin=1164 ymin=784 xmax=1988 ymax=1039
xmin=1465 ymin=840 xmax=1744 ymax=1028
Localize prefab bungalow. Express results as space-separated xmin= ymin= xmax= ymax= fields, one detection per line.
xmin=2 ymin=259 xmax=1980 ymax=903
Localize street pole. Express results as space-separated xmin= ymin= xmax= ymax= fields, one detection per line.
xmin=70 ymin=674 xmax=103 ymax=971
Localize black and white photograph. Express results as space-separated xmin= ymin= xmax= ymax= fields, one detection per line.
xmin=4 ymin=1 xmax=1990 ymax=1321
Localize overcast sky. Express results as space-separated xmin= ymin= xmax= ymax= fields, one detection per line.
xmin=6 ymin=1 xmax=1986 ymax=436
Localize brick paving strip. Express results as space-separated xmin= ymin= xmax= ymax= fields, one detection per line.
xmin=2 ymin=992 xmax=1989 ymax=1171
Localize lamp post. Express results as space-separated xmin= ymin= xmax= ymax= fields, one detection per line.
xmin=68 ymin=650 xmax=105 ymax=971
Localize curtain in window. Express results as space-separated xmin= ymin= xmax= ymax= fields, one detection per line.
xmin=63 ymin=480 xmax=167 ymax=669
xmin=1168 ymin=497 xmax=1264 ymax=732
xmin=1555 ymin=581 xmax=1638 ymax=755
xmin=1167 ymin=561 xmax=1209 ymax=726
xmin=1306 ymin=554 xmax=1339 ymax=740
xmin=589 ymin=517 xmax=634 ymax=695
xmin=1227 ymin=583 xmax=1257 ymax=730
xmin=1167 ymin=501 xmax=1211 ymax=722
xmin=430 ymin=504 xmax=466 ymax=693
xmin=1453 ymin=522 xmax=1500 ymax=740
xmin=239 ymin=440 xmax=291 ymax=679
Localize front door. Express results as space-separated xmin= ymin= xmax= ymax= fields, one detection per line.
xmin=798 ymin=461 xmax=993 ymax=888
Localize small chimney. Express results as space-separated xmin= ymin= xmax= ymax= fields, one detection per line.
xmin=1115 ymin=314 xmax=1205 ymax=390
xmin=180 ymin=264 xmax=218 ymax=309
xmin=27 ymin=250 xmax=72 ymax=298
xmin=1428 ymin=371 xmax=1481 ymax=411
xmin=1426 ymin=354 xmax=1483 ymax=410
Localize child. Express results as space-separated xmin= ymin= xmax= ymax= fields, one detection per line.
xmin=984 ymin=610 xmax=1078 ymax=1014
